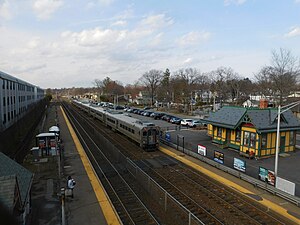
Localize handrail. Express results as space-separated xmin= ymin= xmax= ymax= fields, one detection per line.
xmin=160 ymin=138 xmax=300 ymax=207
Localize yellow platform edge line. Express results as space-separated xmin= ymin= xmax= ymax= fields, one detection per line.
xmin=159 ymin=146 xmax=300 ymax=224
xmin=60 ymin=106 xmax=121 ymax=225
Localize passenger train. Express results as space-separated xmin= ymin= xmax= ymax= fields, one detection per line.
xmin=72 ymin=99 xmax=159 ymax=151
xmin=0 ymin=71 xmax=44 ymax=132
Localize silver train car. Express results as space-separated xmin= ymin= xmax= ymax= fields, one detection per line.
xmin=72 ymin=100 xmax=159 ymax=151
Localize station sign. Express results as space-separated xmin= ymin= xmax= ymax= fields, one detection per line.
xmin=197 ymin=144 xmax=206 ymax=156
xmin=258 ymin=167 xmax=275 ymax=186
xmin=214 ymin=150 xmax=224 ymax=164
xmin=233 ymin=158 xmax=246 ymax=172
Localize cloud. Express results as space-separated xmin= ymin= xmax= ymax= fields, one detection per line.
xmin=224 ymin=0 xmax=247 ymax=6
xmin=61 ymin=27 xmax=128 ymax=47
xmin=0 ymin=0 xmax=12 ymax=20
xmin=295 ymin=0 xmax=300 ymax=3
xmin=177 ymin=31 xmax=211 ymax=46
xmin=140 ymin=14 xmax=174 ymax=30
xmin=111 ymin=20 xmax=127 ymax=27
xmin=98 ymin=0 xmax=114 ymax=6
xmin=284 ymin=26 xmax=300 ymax=38
xmin=32 ymin=0 xmax=63 ymax=20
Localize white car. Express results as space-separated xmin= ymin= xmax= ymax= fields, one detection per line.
xmin=181 ymin=119 xmax=193 ymax=126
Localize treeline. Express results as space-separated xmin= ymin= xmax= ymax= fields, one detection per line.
xmin=49 ymin=48 xmax=300 ymax=106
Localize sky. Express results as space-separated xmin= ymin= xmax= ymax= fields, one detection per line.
xmin=0 ymin=0 xmax=300 ymax=89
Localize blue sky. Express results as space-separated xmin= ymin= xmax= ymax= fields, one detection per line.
xmin=0 ymin=0 xmax=300 ymax=88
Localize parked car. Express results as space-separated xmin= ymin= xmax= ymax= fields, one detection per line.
xmin=189 ymin=120 xmax=202 ymax=128
xmin=162 ymin=114 xmax=172 ymax=122
xmin=181 ymin=119 xmax=193 ymax=126
xmin=151 ymin=112 xmax=165 ymax=119
xmin=170 ymin=117 xmax=182 ymax=125
xmin=143 ymin=111 xmax=151 ymax=117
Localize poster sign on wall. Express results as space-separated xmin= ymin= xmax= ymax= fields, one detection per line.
xmin=197 ymin=144 xmax=206 ymax=156
xmin=258 ymin=167 xmax=275 ymax=186
xmin=214 ymin=151 xmax=224 ymax=164
xmin=165 ymin=132 xmax=171 ymax=142
xmin=233 ymin=158 xmax=246 ymax=172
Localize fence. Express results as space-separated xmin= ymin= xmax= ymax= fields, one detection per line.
xmin=159 ymin=136 xmax=300 ymax=207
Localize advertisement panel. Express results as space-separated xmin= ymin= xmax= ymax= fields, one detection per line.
xmin=165 ymin=132 xmax=171 ymax=142
xmin=197 ymin=144 xmax=206 ymax=156
xmin=233 ymin=158 xmax=246 ymax=172
xmin=214 ymin=151 xmax=224 ymax=164
xmin=276 ymin=177 xmax=295 ymax=196
xmin=258 ymin=167 xmax=275 ymax=186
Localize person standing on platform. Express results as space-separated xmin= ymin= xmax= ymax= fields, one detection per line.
xmin=67 ymin=176 xmax=76 ymax=198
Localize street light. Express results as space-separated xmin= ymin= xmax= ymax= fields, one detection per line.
xmin=274 ymin=100 xmax=300 ymax=177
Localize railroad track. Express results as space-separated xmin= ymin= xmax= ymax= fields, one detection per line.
xmin=62 ymin=102 xmax=159 ymax=225
xmin=63 ymin=101 xmax=294 ymax=225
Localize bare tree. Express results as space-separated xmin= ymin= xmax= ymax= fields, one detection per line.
xmin=139 ymin=69 xmax=163 ymax=106
xmin=93 ymin=79 xmax=103 ymax=102
xmin=209 ymin=67 xmax=236 ymax=105
xmin=256 ymin=48 xmax=300 ymax=104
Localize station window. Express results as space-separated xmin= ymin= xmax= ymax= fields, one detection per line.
xmin=289 ymin=131 xmax=294 ymax=145
xmin=243 ymin=131 xmax=250 ymax=146
xmin=7 ymin=97 xmax=9 ymax=105
xmin=8 ymin=113 xmax=10 ymax=121
xmin=3 ymin=114 xmax=6 ymax=124
xmin=261 ymin=133 xmax=267 ymax=148
xmin=243 ymin=131 xmax=256 ymax=147
xmin=217 ymin=127 xmax=222 ymax=137
xmin=235 ymin=130 xmax=241 ymax=142
xmin=3 ymin=97 xmax=5 ymax=106
xmin=2 ymin=80 xmax=5 ymax=89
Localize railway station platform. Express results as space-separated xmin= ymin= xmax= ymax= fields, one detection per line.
xmin=57 ymin=105 xmax=119 ymax=225
xmin=159 ymin=144 xmax=300 ymax=224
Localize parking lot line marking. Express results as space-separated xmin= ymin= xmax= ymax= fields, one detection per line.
xmin=61 ymin=106 xmax=121 ymax=225
xmin=159 ymin=145 xmax=300 ymax=225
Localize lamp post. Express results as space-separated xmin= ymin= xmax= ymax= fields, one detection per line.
xmin=274 ymin=100 xmax=300 ymax=177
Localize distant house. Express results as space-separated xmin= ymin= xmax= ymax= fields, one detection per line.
xmin=203 ymin=103 xmax=300 ymax=158
xmin=242 ymin=99 xmax=259 ymax=108
xmin=0 ymin=152 xmax=33 ymax=225
xmin=134 ymin=91 xmax=152 ymax=105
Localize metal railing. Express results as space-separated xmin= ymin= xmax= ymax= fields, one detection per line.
xmin=160 ymin=138 xmax=300 ymax=207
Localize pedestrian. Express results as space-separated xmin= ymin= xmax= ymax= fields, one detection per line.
xmin=67 ymin=176 xmax=76 ymax=198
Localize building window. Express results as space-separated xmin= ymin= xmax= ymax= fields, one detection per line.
xmin=235 ymin=130 xmax=241 ymax=142
xmin=250 ymin=133 xmax=256 ymax=147
xmin=261 ymin=133 xmax=267 ymax=148
xmin=289 ymin=131 xmax=294 ymax=145
xmin=243 ymin=131 xmax=256 ymax=147
xmin=217 ymin=127 xmax=222 ymax=137
xmin=243 ymin=131 xmax=250 ymax=146
xmin=3 ymin=114 xmax=6 ymax=124
xmin=3 ymin=97 xmax=5 ymax=106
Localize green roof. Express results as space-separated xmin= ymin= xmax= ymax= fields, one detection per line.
xmin=0 ymin=152 xmax=33 ymax=207
xmin=204 ymin=106 xmax=300 ymax=133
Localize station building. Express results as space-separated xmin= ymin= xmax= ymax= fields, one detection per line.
xmin=0 ymin=71 xmax=44 ymax=132
xmin=204 ymin=100 xmax=300 ymax=158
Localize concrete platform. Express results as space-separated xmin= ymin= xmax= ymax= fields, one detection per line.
xmin=159 ymin=145 xmax=300 ymax=224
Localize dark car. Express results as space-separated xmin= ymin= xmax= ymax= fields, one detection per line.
xmin=170 ymin=117 xmax=182 ymax=125
xmin=151 ymin=112 xmax=165 ymax=119
xmin=162 ymin=114 xmax=172 ymax=122
xmin=138 ymin=110 xmax=145 ymax=115
xmin=143 ymin=111 xmax=151 ymax=117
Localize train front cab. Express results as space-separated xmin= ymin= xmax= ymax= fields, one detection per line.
xmin=141 ymin=126 xmax=159 ymax=151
